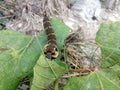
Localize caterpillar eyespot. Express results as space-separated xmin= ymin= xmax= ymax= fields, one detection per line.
xmin=43 ymin=15 xmax=59 ymax=60
xmin=54 ymin=47 xmax=58 ymax=51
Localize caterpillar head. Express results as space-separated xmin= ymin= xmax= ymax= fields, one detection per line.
xmin=44 ymin=43 xmax=59 ymax=59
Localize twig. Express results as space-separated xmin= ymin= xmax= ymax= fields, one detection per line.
xmin=0 ymin=15 xmax=14 ymax=19
xmin=0 ymin=5 xmax=10 ymax=12
xmin=62 ymin=73 xmax=88 ymax=78
xmin=70 ymin=68 xmax=95 ymax=73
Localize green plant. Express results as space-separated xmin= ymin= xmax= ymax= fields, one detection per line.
xmin=0 ymin=18 xmax=120 ymax=90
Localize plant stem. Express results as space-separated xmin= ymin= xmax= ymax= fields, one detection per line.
xmin=54 ymin=79 xmax=59 ymax=90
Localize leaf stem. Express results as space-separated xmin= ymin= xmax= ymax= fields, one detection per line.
xmin=54 ymin=79 xmax=59 ymax=90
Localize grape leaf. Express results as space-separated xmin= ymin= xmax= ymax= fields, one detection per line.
xmin=0 ymin=30 xmax=42 ymax=90
xmin=30 ymin=55 xmax=66 ymax=90
xmin=63 ymin=68 xmax=120 ymax=90
xmin=51 ymin=18 xmax=71 ymax=49
xmin=95 ymin=22 xmax=120 ymax=68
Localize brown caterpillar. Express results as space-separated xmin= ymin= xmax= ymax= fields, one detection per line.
xmin=43 ymin=15 xmax=59 ymax=59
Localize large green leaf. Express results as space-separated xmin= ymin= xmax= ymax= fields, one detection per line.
xmin=95 ymin=22 xmax=120 ymax=68
xmin=30 ymin=55 xmax=66 ymax=90
xmin=0 ymin=30 xmax=31 ymax=49
xmin=0 ymin=30 xmax=42 ymax=90
xmin=51 ymin=18 xmax=71 ymax=49
xmin=63 ymin=67 xmax=120 ymax=90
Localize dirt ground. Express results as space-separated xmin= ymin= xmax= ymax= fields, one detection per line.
xmin=5 ymin=0 xmax=120 ymax=40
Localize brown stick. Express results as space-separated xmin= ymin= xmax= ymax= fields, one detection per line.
xmin=70 ymin=68 xmax=96 ymax=73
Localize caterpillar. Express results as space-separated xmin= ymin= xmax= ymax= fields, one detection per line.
xmin=43 ymin=15 xmax=59 ymax=59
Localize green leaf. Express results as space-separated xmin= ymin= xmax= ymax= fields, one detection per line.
xmin=0 ymin=30 xmax=31 ymax=49
xmin=63 ymin=68 xmax=120 ymax=90
xmin=95 ymin=22 xmax=120 ymax=68
xmin=51 ymin=18 xmax=71 ymax=49
xmin=30 ymin=55 xmax=66 ymax=90
xmin=0 ymin=30 xmax=42 ymax=90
